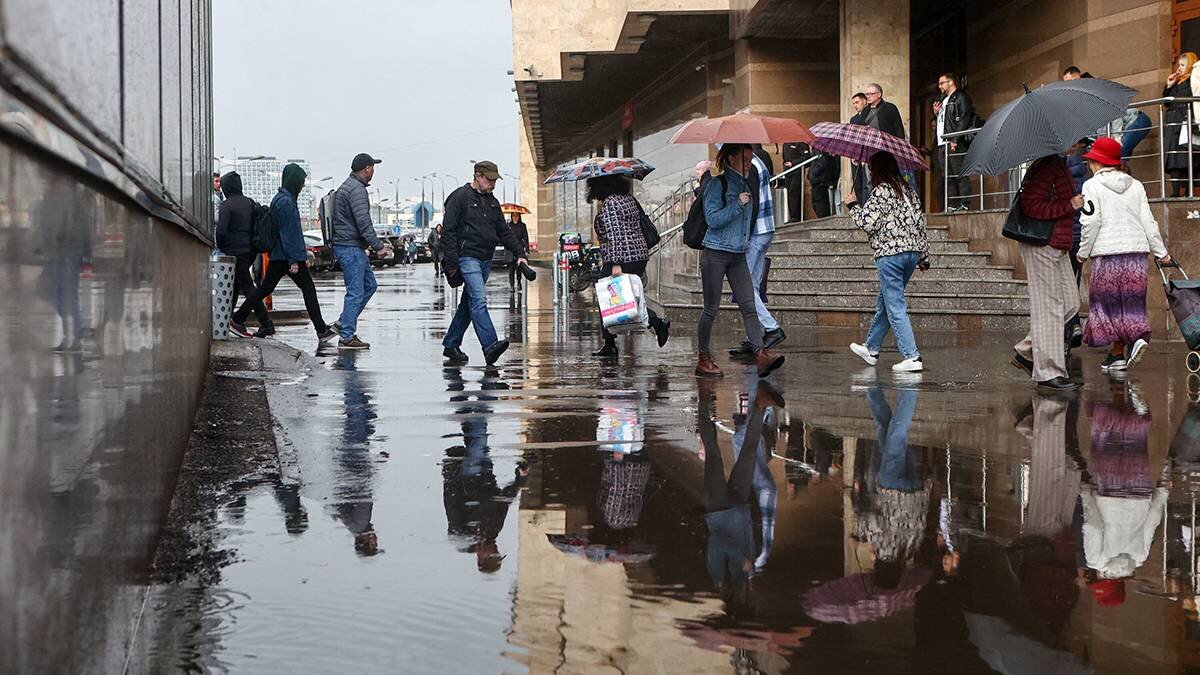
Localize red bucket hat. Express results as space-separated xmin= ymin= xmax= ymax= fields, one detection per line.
xmin=1082 ymin=137 xmax=1123 ymax=167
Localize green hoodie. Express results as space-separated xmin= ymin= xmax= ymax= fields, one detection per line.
xmin=281 ymin=163 xmax=307 ymax=199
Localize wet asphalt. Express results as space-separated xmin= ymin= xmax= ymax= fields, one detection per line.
xmin=132 ymin=262 xmax=1200 ymax=674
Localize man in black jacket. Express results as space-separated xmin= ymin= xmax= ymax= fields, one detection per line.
xmin=933 ymin=72 xmax=977 ymax=211
xmin=863 ymin=83 xmax=915 ymax=192
xmin=441 ymin=161 xmax=528 ymax=365
xmin=808 ymin=151 xmax=841 ymax=218
xmin=215 ymin=171 xmax=271 ymax=333
xmin=781 ymin=142 xmax=808 ymax=220
xmin=848 ymin=92 xmax=870 ymax=203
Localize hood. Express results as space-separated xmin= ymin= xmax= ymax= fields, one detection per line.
xmin=281 ymin=163 xmax=307 ymax=198
xmin=1093 ymin=168 xmax=1134 ymax=194
xmin=220 ymin=171 xmax=243 ymax=197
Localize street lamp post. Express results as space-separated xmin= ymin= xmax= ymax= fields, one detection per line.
xmin=503 ymin=173 xmax=519 ymax=205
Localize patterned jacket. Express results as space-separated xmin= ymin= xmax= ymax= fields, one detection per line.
xmin=849 ymin=182 xmax=930 ymax=261
xmin=594 ymin=194 xmax=649 ymax=264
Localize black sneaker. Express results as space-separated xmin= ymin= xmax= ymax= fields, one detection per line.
xmin=650 ymin=318 xmax=671 ymax=347
xmin=316 ymin=327 xmax=336 ymax=344
xmin=443 ymin=346 xmax=469 ymax=364
xmin=484 ymin=339 xmax=510 ymax=365
xmin=592 ymin=343 xmax=618 ymax=357
xmin=255 ymin=325 xmax=276 ymax=338
xmin=1101 ymin=353 xmax=1127 ymax=372
xmin=1010 ymin=351 xmax=1034 ymax=377
xmin=763 ymin=327 xmax=787 ymax=350
xmin=228 ymin=320 xmax=253 ymax=339
xmin=728 ymin=341 xmax=755 ymax=357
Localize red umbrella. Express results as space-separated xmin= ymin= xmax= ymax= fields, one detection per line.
xmin=669 ymin=113 xmax=816 ymax=145
xmin=801 ymin=568 xmax=931 ymax=624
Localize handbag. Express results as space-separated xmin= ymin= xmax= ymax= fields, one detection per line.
xmin=636 ymin=201 xmax=661 ymax=249
xmin=1001 ymin=178 xmax=1056 ymax=246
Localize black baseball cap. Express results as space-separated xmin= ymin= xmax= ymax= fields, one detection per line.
xmin=351 ymin=153 xmax=382 ymax=171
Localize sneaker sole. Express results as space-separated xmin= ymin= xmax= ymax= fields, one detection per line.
xmin=892 ymin=364 xmax=924 ymax=373
xmin=1126 ymin=342 xmax=1148 ymax=368
xmin=338 ymin=344 xmax=369 ymax=350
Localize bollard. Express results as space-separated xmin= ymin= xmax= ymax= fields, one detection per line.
xmin=210 ymin=255 xmax=236 ymax=340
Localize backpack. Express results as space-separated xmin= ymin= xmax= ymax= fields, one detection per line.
xmin=682 ymin=174 xmax=726 ymax=250
xmin=251 ymin=201 xmax=277 ymax=253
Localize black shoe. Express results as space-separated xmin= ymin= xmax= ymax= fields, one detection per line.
xmin=1010 ymin=351 xmax=1034 ymax=378
xmin=443 ymin=346 xmax=469 ymax=364
xmin=592 ymin=342 xmax=618 ymax=357
xmin=650 ymin=318 xmax=671 ymax=347
xmin=255 ymin=325 xmax=277 ymax=338
xmin=763 ymin=327 xmax=787 ymax=350
xmin=484 ymin=339 xmax=510 ymax=365
xmin=316 ymin=327 xmax=336 ymax=344
xmin=1036 ymin=376 xmax=1079 ymax=392
xmin=728 ymin=341 xmax=755 ymax=357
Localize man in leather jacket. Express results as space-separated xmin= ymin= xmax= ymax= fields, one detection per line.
xmin=933 ymin=73 xmax=978 ymax=211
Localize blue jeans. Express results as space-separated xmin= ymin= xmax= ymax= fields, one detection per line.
xmin=334 ymin=245 xmax=378 ymax=340
xmin=1121 ymin=111 xmax=1152 ymax=159
xmin=745 ymin=232 xmax=780 ymax=332
xmin=866 ymin=386 xmax=923 ymax=492
xmin=865 ymin=251 xmax=920 ymax=359
xmin=443 ymin=257 xmax=499 ymax=350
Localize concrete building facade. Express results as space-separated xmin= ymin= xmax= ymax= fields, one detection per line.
xmin=0 ymin=1 xmax=214 ymax=671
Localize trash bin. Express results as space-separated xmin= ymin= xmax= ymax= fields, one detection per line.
xmin=210 ymin=255 xmax=236 ymax=340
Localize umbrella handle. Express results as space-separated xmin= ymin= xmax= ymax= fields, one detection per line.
xmin=1080 ymin=199 xmax=1095 ymax=216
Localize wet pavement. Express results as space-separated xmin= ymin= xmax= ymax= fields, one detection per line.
xmin=131 ymin=263 xmax=1200 ymax=673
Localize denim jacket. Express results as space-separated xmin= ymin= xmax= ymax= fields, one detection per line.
xmin=702 ymin=169 xmax=752 ymax=253
xmin=270 ymin=188 xmax=307 ymax=264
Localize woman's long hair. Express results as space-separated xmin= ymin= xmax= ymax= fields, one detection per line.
xmin=868 ymin=151 xmax=905 ymax=198
xmin=586 ymin=174 xmax=631 ymax=203
xmin=714 ymin=143 xmax=751 ymax=176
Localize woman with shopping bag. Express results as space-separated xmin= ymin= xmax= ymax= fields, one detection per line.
xmin=1077 ymin=136 xmax=1172 ymax=372
xmin=587 ymin=174 xmax=670 ymax=357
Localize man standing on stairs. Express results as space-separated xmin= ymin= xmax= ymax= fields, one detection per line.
xmin=863 ymin=83 xmax=915 ymax=192
xmin=730 ymin=145 xmax=787 ymax=358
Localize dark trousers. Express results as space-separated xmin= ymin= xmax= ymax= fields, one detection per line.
xmin=231 ymin=253 xmax=270 ymax=326
xmin=811 ymin=182 xmax=833 ymax=218
xmin=233 ymin=261 xmax=328 ymax=333
xmin=699 ymin=249 xmax=763 ymax=354
xmin=432 ymin=251 xmax=442 ymax=275
xmin=852 ymin=164 xmax=869 ymax=203
xmin=598 ymin=259 xmax=661 ymax=344
xmin=786 ymin=172 xmax=804 ymax=221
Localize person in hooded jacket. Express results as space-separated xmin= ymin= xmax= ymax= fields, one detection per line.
xmin=229 ymin=163 xmax=336 ymax=343
xmin=1077 ymin=136 xmax=1172 ymax=372
xmin=215 ymin=171 xmax=271 ymax=332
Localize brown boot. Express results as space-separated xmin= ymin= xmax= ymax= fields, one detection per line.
xmin=695 ymin=352 xmax=723 ymax=377
xmin=755 ymin=349 xmax=785 ymax=377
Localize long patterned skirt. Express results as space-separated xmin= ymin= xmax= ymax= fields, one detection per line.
xmin=1084 ymin=253 xmax=1152 ymax=347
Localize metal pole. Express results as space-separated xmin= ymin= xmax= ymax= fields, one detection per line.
xmin=943 ymin=143 xmax=950 ymax=213
xmin=553 ymin=252 xmax=560 ymax=305
xmin=979 ymin=174 xmax=985 ymax=211
xmin=799 ymin=167 xmax=806 ymax=223
xmin=1190 ymin=103 xmax=1195 ymax=198
xmin=1159 ymin=106 xmax=1168 ymax=198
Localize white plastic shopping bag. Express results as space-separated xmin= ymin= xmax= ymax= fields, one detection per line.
xmin=595 ymin=273 xmax=649 ymax=333
xmin=596 ymin=406 xmax=644 ymax=454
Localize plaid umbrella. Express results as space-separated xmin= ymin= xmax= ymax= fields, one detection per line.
xmin=809 ymin=122 xmax=928 ymax=171
xmin=801 ymin=568 xmax=931 ymax=624
xmin=543 ymin=157 xmax=654 ymax=184
xmin=546 ymin=534 xmax=656 ymax=563
xmin=962 ymin=78 xmax=1137 ymax=176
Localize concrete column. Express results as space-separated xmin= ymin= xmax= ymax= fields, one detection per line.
xmin=839 ymin=0 xmax=911 ymax=197
xmin=519 ymin=119 xmax=555 ymax=256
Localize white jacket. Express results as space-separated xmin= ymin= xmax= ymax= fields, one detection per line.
xmin=1080 ymin=484 xmax=1168 ymax=579
xmin=1078 ymin=168 xmax=1168 ymax=260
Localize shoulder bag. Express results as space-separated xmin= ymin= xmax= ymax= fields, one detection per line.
xmin=1001 ymin=177 xmax=1056 ymax=246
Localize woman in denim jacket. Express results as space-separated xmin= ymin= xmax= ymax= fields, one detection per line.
xmin=696 ymin=143 xmax=785 ymax=379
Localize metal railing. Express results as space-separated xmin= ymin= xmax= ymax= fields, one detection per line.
xmin=937 ymin=95 xmax=1200 ymax=212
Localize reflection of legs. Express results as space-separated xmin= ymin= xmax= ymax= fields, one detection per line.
xmin=727 ymin=400 xmax=765 ymax=502
xmin=1026 ymin=396 xmax=1079 ymax=535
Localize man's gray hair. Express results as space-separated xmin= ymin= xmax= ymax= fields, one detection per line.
xmin=866 ymin=82 xmax=883 ymax=96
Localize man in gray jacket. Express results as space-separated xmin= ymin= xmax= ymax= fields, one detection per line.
xmin=332 ymin=152 xmax=392 ymax=350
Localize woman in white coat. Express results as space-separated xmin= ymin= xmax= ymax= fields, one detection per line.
xmin=1077 ymin=137 xmax=1172 ymax=372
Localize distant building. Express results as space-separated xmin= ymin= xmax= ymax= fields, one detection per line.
xmin=236 ymin=156 xmax=316 ymax=223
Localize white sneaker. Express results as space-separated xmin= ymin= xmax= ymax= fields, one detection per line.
xmin=850 ymin=343 xmax=878 ymax=366
xmin=1126 ymin=339 xmax=1149 ymax=369
xmin=892 ymin=357 xmax=924 ymax=372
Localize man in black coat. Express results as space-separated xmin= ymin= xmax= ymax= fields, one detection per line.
xmin=863 ymin=83 xmax=915 ymax=192
xmin=215 ymin=171 xmax=271 ymax=331
xmin=933 ymin=72 xmax=977 ymax=211
xmin=781 ymin=142 xmax=808 ymax=220
xmin=849 ymin=92 xmax=871 ymax=202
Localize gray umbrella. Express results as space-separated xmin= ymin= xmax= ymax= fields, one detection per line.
xmin=961 ymin=78 xmax=1137 ymax=176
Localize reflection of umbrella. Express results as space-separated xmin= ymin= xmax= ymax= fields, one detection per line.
xmin=809 ymin=122 xmax=927 ymax=171
xmin=543 ymin=157 xmax=654 ymax=184
xmin=962 ymin=78 xmax=1137 ymax=175
xmin=801 ymin=568 xmax=931 ymax=624
xmin=499 ymin=203 xmax=529 ymax=215
xmin=546 ymin=534 xmax=656 ymax=563
xmin=668 ymin=113 xmax=816 ymax=145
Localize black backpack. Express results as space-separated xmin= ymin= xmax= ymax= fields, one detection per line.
xmin=682 ymin=174 xmax=726 ymax=250
xmin=251 ymin=201 xmax=277 ymax=253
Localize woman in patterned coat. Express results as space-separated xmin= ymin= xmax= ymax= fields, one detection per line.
xmin=587 ymin=175 xmax=671 ymax=357
xmin=844 ymin=151 xmax=930 ymax=373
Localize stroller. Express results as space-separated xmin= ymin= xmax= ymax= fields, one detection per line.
xmin=1159 ymin=260 xmax=1200 ymax=372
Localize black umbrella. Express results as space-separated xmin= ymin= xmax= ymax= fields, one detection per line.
xmin=962 ymin=78 xmax=1137 ymax=176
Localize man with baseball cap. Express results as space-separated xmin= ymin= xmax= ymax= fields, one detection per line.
xmin=331 ymin=152 xmax=392 ymax=349
xmin=440 ymin=160 xmax=527 ymax=365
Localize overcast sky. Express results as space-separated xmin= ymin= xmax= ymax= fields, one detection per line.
xmin=213 ymin=0 xmax=519 ymax=203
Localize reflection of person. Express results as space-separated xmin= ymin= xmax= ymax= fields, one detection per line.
xmin=854 ymin=386 xmax=929 ymax=590
xmin=732 ymin=391 xmax=779 ymax=573
xmin=328 ymin=351 xmax=379 ymax=555
xmin=442 ymin=367 xmax=528 ymax=572
xmin=37 ymin=181 xmax=94 ymax=352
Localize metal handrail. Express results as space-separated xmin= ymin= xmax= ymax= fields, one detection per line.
xmin=770 ymin=154 xmax=822 ymax=185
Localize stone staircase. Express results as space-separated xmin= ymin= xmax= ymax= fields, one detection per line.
xmin=652 ymin=216 xmax=1030 ymax=331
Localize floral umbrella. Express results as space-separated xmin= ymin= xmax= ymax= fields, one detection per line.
xmin=543 ymin=157 xmax=655 ymax=184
